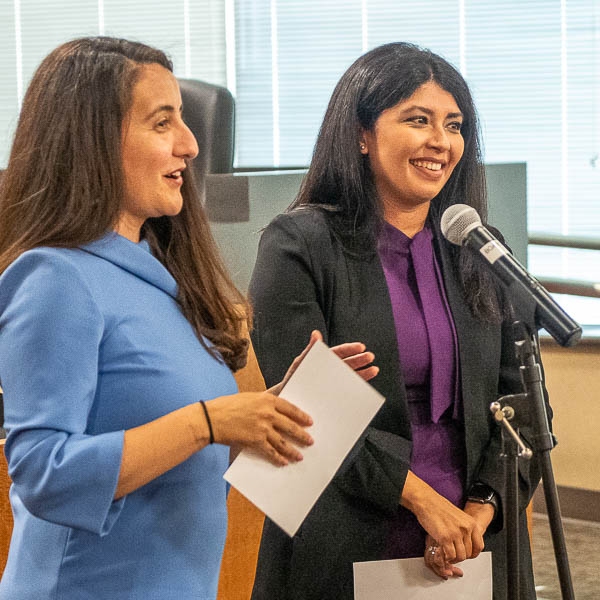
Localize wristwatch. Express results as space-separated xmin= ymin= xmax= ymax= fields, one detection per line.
xmin=467 ymin=482 xmax=500 ymax=517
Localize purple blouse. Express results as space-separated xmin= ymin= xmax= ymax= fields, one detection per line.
xmin=378 ymin=222 xmax=460 ymax=421
xmin=378 ymin=222 xmax=466 ymax=558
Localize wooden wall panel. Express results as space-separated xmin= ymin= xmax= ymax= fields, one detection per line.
xmin=217 ymin=337 xmax=266 ymax=600
xmin=0 ymin=440 xmax=13 ymax=576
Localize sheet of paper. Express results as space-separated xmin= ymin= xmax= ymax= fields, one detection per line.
xmin=224 ymin=339 xmax=385 ymax=537
xmin=353 ymin=553 xmax=492 ymax=600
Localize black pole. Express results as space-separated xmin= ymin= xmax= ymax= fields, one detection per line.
xmin=504 ymin=432 xmax=520 ymax=600
xmin=540 ymin=454 xmax=575 ymax=600
xmin=515 ymin=326 xmax=575 ymax=600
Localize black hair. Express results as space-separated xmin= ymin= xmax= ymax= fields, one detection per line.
xmin=293 ymin=42 xmax=506 ymax=321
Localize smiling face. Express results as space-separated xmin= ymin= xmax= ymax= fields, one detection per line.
xmin=361 ymin=80 xmax=464 ymax=224
xmin=118 ymin=63 xmax=199 ymax=242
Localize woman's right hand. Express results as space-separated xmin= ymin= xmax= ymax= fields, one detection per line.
xmin=205 ymin=391 xmax=314 ymax=466
xmin=400 ymin=471 xmax=485 ymax=564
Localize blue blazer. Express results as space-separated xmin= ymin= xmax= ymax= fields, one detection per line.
xmin=0 ymin=233 xmax=236 ymax=600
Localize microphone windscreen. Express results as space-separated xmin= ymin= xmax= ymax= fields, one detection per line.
xmin=441 ymin=204 xmax=482 ymax=245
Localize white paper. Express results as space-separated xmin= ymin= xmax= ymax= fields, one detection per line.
xmin=224 ymin=339 xmax=385 ymax=537
xmin=353 ymin=553 xmax=492 ymax=600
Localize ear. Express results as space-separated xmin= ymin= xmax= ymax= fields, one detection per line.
xmin=359 ymin=132 xmax=369 ymax=155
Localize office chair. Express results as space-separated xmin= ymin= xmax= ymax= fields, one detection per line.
xmin=177 ymin=79 xmax=235 ymax=178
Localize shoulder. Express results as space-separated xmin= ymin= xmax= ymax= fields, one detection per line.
xmin=2 ymin=246 xmax=87 ymax=284
xmin=263 ymin=207 xmax=338 ymax=251
xmin=270 ymin=206 xmax=332 ymax=232
xmin=0 ymin=247 xmax=97 ymax=312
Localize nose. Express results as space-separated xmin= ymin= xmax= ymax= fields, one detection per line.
xmin=176 ymin=122 xmax=199 ymax=160
xmin=427 ymin=125 xmax=451 ymax=152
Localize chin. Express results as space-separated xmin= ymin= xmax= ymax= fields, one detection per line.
xmin=162 ymin=196 xmax=184 ymax=217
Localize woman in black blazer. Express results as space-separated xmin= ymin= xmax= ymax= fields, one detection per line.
xmin=249 ymin=43 xmax=548 ymax=600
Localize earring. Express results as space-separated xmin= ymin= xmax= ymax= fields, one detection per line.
xmin=359 ymin=142 xmax=366 ymax=152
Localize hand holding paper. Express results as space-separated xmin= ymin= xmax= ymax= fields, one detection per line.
xmin=224 ymin=339 xmax=385 ymax=536
xmin=268 ymin=329 xmax=379 ymax=397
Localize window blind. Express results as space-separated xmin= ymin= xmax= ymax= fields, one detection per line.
xmin=0 ymin=0 xmax=225 ymax=168
xmin=232 ymin=0 xmax=600 ymax=324
xmin=1 ymin=1 xmax=599 ymax=323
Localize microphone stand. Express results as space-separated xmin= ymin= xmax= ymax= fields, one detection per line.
xmin=492 ymin=322 xmax=575 ymax=600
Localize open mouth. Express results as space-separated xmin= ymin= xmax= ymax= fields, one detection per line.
xmin=165 ymin=170 xmax=183 ymax=180
xmin=409 ymin=160 xmax=443 ymax=172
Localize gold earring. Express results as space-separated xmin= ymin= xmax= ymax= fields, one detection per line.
xmin=359 ymin=142 xmax=366 ymax=151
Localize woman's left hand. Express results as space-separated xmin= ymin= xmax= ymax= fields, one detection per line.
xmin=267 ymin=330 xmax=378 ymax=396
xmin=424 ymin=502 xmax=494 ymax=579
xmin=424 ymin=534 xmax=464 ymax=580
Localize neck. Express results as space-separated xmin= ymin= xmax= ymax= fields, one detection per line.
xmin=115 ymin=213 xmax=143 ymax=243
xmin=382 ymin=201 xmax=430 ymax=238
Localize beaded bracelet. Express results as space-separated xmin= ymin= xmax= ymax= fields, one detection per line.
xmin=199 ymin=400 xmax=215 ymax=444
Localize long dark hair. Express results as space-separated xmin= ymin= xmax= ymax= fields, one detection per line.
xmin=0 ymin=37 xmax=248 ymax=370
xmin=294 ymin=42 xmax=505 ymax=321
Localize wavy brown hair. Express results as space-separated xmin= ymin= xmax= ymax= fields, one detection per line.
xmin=0 ymin=37 xmax=248 ymax=371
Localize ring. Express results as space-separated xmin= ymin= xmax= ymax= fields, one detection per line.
xmin=427 ymin=545 xmax=438 ymax=556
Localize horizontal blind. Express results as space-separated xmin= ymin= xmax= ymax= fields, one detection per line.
xmin=234 ymin=0 xmax=275 ymax=167
xmin=0 ymin=1 xmax=18 ymax=167
xmin=0 ymin=0 xmax=226 ymax=169
xmin=103 ymin=0 xmax=188 ymax=74
xmin=1 ymin=1 xmax=599 ymax=324
xmin=233 ymin=0 xmax=600 ymax=324
xmin=366 ymin=0 xmax=461 ymax=67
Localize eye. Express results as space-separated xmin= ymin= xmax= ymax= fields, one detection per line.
xmin=406 ymin=115 xmax=428 ymax=125
xmin=447 ymin=120 xmax=463 ymax=132
xmin=155 ymin=118 xmax=170 ymax=131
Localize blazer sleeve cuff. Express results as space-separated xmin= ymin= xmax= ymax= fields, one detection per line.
xmin=333 ymin=427 xmax=411 ymax=516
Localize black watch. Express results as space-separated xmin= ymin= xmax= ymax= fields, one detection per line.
xmin=467 ymin=482 xmax=499 ymax=516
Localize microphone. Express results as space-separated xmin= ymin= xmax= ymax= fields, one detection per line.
xmin=441 ymin=204 xmax=582 ymax=347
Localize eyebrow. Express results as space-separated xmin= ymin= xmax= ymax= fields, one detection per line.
xmin=144 ymin=104 xmax=184 ymax=121
xmin=401 ymin=105 xmax=463 ymax=119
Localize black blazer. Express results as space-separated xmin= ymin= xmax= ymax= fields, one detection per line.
xmin=249 ymin=208 xmax=546 ymax=600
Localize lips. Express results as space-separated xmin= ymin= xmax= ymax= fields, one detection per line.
xmin=163 ymin=167 xmax=185 ymax=188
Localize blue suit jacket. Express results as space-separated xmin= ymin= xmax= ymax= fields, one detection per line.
xmin=0 ymin=233 xmax=236 ymax=600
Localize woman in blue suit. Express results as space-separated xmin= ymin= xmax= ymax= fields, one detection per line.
xmin=0 ymin=37 xmax=375 ymax=600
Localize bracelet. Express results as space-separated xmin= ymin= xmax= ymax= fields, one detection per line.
xmin=199 ymin=400 xmax=215 ymax=444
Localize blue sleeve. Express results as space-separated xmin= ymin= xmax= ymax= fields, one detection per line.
xmin=0 ymin=250 xmax=125 ymax=536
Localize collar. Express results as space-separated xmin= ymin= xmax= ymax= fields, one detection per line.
xmin=80 ymin=232 xmax=178 ymax=299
